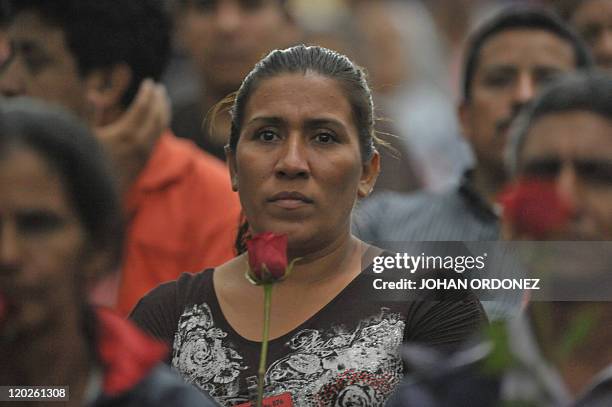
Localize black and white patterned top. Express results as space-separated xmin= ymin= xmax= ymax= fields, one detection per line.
xmin=130 ymin=262 xmax=485 ymax=406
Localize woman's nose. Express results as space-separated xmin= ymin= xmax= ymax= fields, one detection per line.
xmin=274 ymin=136 xmax=310 ymax=179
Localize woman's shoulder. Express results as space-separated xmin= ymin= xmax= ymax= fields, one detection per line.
xmin=135 ymin=255 xmax=244 ymax=314
xmin=176 ymin=267 xmax=215 ymax=291
xmin=129 ymin=268 xmax=217 ymax=344
xmin=151 ymin=268 xmax=215 ymax=298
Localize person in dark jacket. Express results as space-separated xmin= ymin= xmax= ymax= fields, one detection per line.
xmin=0 ymin=99 xmax=218 ymax=406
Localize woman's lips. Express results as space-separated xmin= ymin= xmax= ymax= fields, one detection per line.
xmin=268 ymin=191 xmax=314 ymax=209
xmin=270 ymin=199 xmax=312 ymax=209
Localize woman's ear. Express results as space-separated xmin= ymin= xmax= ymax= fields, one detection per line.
xmin=225 ymin=145 xmax=239 ymax=192
xmin=358 ymin=150 xmax=380 ymax=198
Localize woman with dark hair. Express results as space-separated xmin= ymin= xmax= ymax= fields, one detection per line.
xmin=131 ymin=45 xmax=486 ymax=406
xmin=0 ymin=99 xmax=216 ymax=406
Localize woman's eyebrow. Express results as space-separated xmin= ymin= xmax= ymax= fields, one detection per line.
xmin=245 ymin=116 xmax=284 ymax=126
xmin=244 ymin=117 xmax=347 ymax=130
xmin=304 ymin=118 xmax=345 ymax=129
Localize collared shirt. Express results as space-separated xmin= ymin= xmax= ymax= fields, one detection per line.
xmin=116 ymin=131 xmax=241 ymax=315
xmin=352 ymin=171 xmax=524 ymax=321
xmin=353 ymin=171 xmax=499 ymax=243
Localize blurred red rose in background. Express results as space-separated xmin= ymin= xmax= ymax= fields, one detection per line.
xmin=499 ymin=178 xmax=573 ymax=239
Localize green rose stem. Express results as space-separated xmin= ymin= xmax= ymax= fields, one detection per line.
xmin=256 ymin=283 xmax=273 ymax=407
xmin=245 ymin=231 xmax=298 ymax=406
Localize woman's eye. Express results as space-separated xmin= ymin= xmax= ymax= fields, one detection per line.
xmin=256 ymin=130 xmax=279 ymax=142
xmin=314 ymin=132 xmax=336 ymax=144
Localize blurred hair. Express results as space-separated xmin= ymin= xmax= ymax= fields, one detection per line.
xmin=0 ymin=0 xmax=10 ymax=27
xmin=555 ymin=0 xmax=590 ymax=21
xmin=176 ymin=0 xmax=288 ymax=11
xmin=7 ymin=0 xmax=171 ymax=107
xmin=174 ymin=0 xmax=293 ymax=23
xmin=226 ymin=45 xmax=377 ymax=253
xmin=507 ymin=72 xmax=612 ymax=174
xmin=461 ymin=6 xmax=593 ymax=103
xmin=0 ymin=97 xmax=124 ymax=271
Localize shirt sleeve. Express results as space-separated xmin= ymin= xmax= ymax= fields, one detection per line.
xmin=402 ymin=271 xmax=488 ymax=354
xmin=129 ymin=280 xmax=180 ymax=352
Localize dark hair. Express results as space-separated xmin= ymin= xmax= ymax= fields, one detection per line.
xmin=228 ymin=45 xmax=376 ymax=253
xmin=0 ymin=97 xmax=124 ymax=270
xmin=555 ymin=0 xmax=590 ymax=21
xmin=228 ymin=45 xmax=376 ymax=161
xmin=7 ymin=0 xmax=171 ymax=107
xmin=175 ymin=0 xmax=292 ymax=22
xmin=461 ymin=6 xmax=593 ymax=103
xmin=178 ymin=0 xmax=288 ymax=7
xmin=0 ymin=0 xmax=10 ymax=27
xmin=507 ymin=72 xmax=612 ymax=172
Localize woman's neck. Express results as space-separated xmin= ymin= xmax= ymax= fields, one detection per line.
xmin=229 ymin=231 xmax=365 ymax=290
xmin=216 ymin=233 xmax=370 ymax=341
xmin=283 ymin=233 xmax=364 ymax=287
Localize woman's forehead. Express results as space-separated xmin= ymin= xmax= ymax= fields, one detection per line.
xmin=243 ymin=73 xmax=355 ymax=126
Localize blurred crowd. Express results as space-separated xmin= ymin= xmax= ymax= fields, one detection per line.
xmin=2 ymin=0 xmax=612 ymax=406
xmin=158 ymin=0 xmax=612 ymax=193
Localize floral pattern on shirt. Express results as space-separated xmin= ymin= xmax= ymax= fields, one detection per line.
xmin=172 ymin=304 xmax=405 ymax=406
xmin=172 ymin=303 xmax=248 ymax=400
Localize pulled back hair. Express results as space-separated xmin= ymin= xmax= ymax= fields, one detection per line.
xmin=227 ymin=45 xmax=376 ymax=162
xmin=7 ymin=0 xmax=171 ymax=108
xmin=0 ymin=98 xmax=124 ymax=271
xmin=461 ymin=6 xmax=593 ymax=103
xmin=507 ymin=72 xmax=612 ymax=174
xmin=227 ymin=45 xmax=377 ymax=253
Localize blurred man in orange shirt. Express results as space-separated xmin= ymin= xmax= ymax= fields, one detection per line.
xmin=0 ymin=0 xmax=241 ymax=314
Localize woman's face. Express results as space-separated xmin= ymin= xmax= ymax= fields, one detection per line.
xmin=228 ymin=73 xmax=379 ymax=254
xmin=0 ymin=147 xmax=89 ymax=343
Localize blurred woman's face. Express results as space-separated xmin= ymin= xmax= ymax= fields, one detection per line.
xmin=228 ymin=73 xmax=378 ymax=255
xmin=0 ymin=147 xmax=87 ymax=343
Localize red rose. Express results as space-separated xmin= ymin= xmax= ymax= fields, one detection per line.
xmin=499 ymin=178 xmax=573 ymax=239
xmin=244 ymin=233 xmax=299 ymax=405
xmin=246 ymin=232 xmax=289 ymax=284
